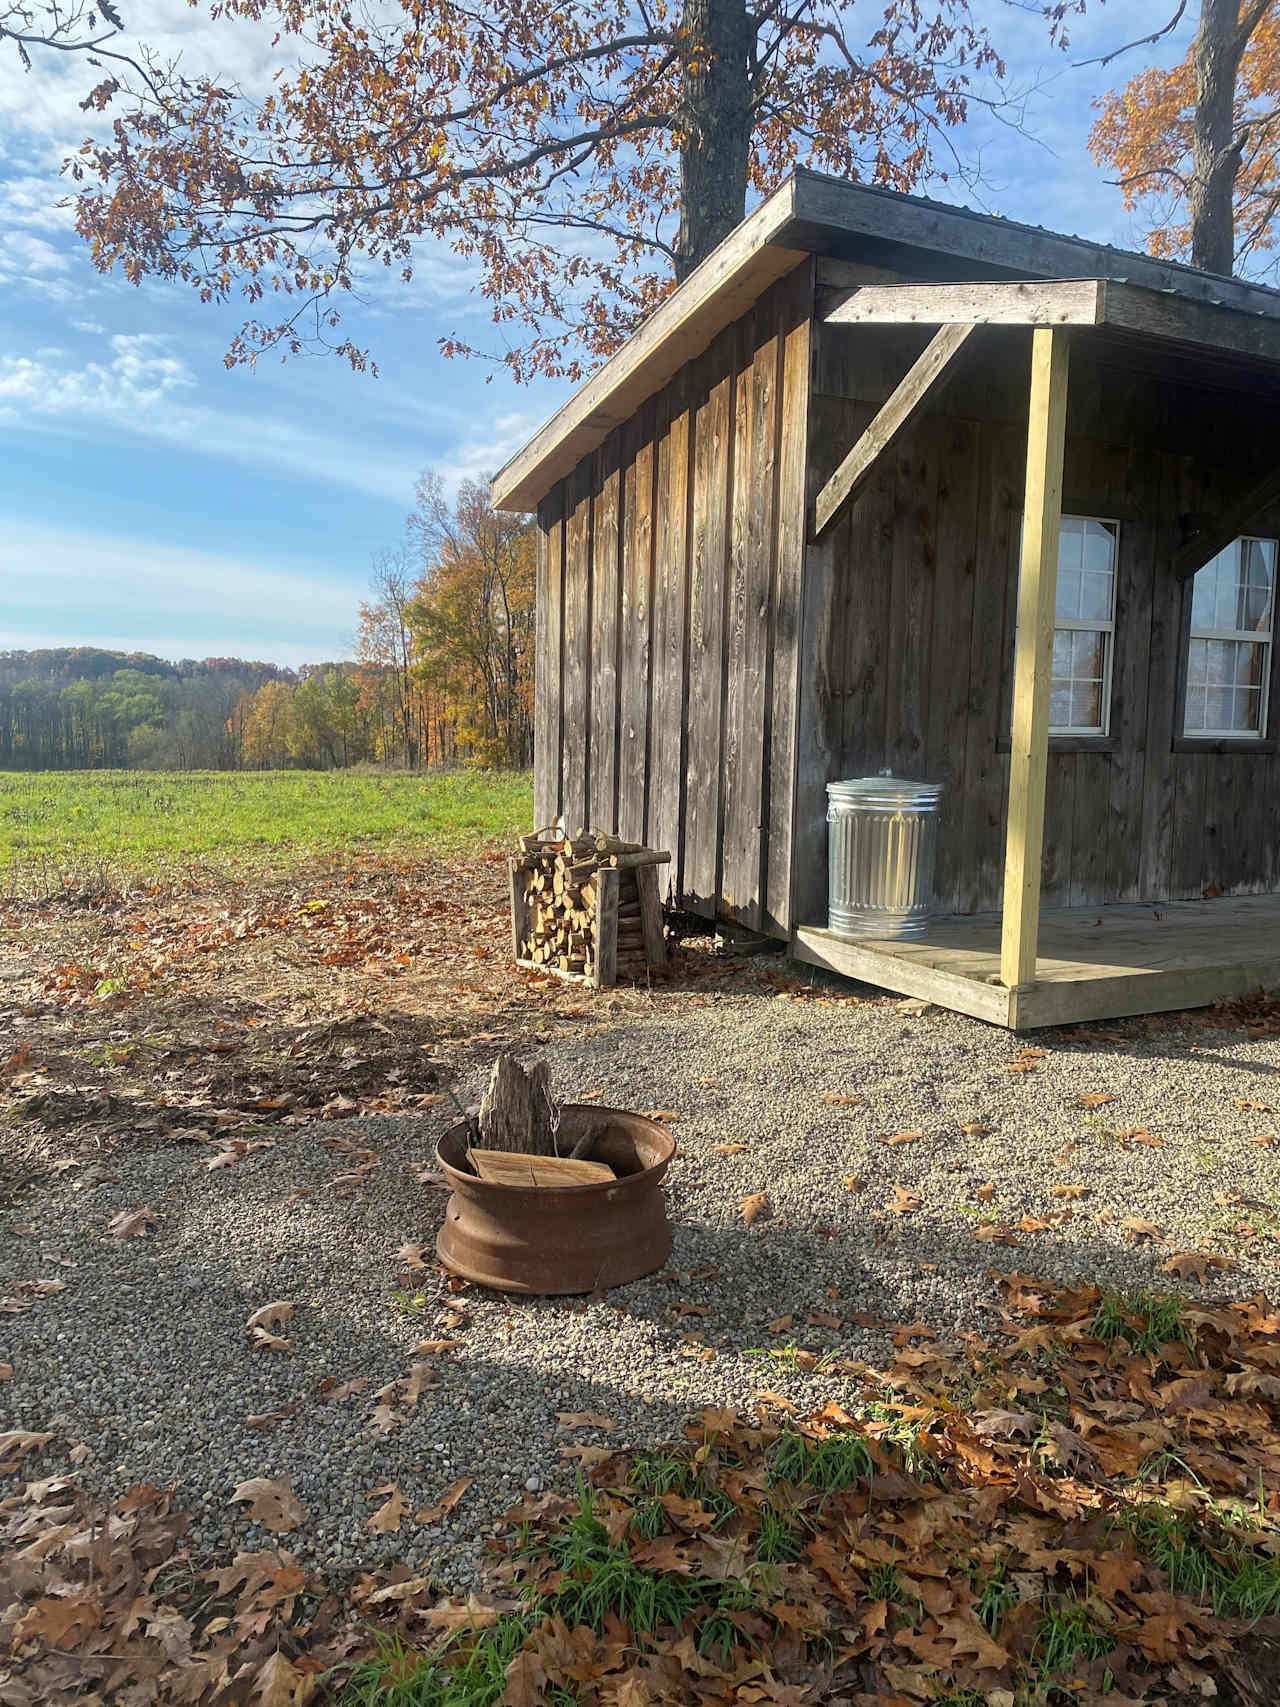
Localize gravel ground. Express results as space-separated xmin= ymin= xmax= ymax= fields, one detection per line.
xmin=4 ymin=989 xmax=1279 ymax=1586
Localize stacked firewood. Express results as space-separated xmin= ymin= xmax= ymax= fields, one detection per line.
xmin=511 ymin=829 xmax=670 ymax=984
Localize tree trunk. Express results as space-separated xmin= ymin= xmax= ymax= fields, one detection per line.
xmin=676 ymin=0 xmax=754 ymax=279
xmin=1190 ymin=0 xmax=1246 ymax=274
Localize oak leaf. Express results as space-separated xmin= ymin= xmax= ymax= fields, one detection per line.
xmin=1160 ymin=1250 xmax=1233 ymax=1282
xmin=711 ymin=1143 xmax=748 ymax=1154
xmin=415 ymin=1475 xmax=472 ymax=1523
xmin=739 ymin=1191 xmax=771 ymax=1225
xmin=1076 ymin=1091 xmax=1114 ymax=1108
xmin=962 ymin=1121 xmax=991 ymax=1136
xmin=558 ymin=1443 xmax=616 ymax=1467
xmin=108 ymin=1204 xmax=157 ymax=1238
xmin=232 ymin=1475 xmax=307 ymax=1533
xmin=366 ymin=1482 xmax=409 ymax=1533
xmin=248 ymin=1649 xmax=311 ymax=1707
xmin=395 ymin=1241 xmax=431 ymax=1269
xmin=882 ymin=1130 xmax=924 ymax=1146
xmin=1051 ymin=1183 xmax=1090 ymax=1200
xmin=556 ymin=1410 xmax=616 ymax=1430
xmin=641 ymin=1109 xmax=680 ymax=1123
xmin=245 ymin=1301 xmax=295 ymax=1334
xmin=1120 ymin=1216 xmax=1165 ymax=1242
xmin=822 ymin=1093 xmax=862 ymax=1107
xmin=887 ymin=1185 xmax=921 ymax=1215
xmin=767 ymin=1314 xmax=793 ymax=1334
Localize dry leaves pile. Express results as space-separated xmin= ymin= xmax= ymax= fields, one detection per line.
xmin=5 ymin=1277 xmax=1280 ymax=1705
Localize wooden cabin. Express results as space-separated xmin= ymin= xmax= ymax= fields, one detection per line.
xmin=491 ymin=170 xmax=1280 ymax=1029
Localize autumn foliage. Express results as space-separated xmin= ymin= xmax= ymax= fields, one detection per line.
xmin=1090 ymin=6 xmax=1280 ymax=273
xmin=65 ymin=0 xmax=1044 ymax=378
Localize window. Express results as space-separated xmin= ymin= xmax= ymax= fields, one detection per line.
xmin=1015 ymin=516 xmax=1119 ymax=736
xmin=1183 ymin=536 xmax=1276 ymax=740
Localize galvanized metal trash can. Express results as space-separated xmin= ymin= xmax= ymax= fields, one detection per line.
xmin=826 ymin=771 xmax=944 ymax=940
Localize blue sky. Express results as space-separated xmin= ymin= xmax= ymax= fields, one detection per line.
xmin=0 ymin=0 xmax=1192 ymax=667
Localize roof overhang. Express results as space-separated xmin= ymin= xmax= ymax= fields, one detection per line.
xmin=492 ymin=170 xmax=1280 ymax=514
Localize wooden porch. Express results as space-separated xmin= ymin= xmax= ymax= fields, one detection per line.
xmin=793 ymin=894 xmax=1280 ymax=1030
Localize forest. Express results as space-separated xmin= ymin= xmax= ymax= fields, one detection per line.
xmin=1 ymin=479 xmax=536 ymax=774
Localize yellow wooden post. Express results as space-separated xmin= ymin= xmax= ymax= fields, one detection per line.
xmin=1001 ymin=327 xmax=1070 ymax=992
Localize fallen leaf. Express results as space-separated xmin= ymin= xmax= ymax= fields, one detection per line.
xmin=822 ymin=1093 xmax=862 ymax=1107
xmin=245 ymin=1300 xmax=295 ymax=1334
xmin=1249 ymin=1132 xmax=1277 ymax=1148
xmin=740 ymin=1191 xmax=771 ymax=1226
xmin=245 ymin=1407 xmax=298 ymax=1429
xmin=711 ymin=1143 xmax=748 ymax=1154
xmin=1120 ymin=1216 xmax=1165 ymax=1243
xmin=882 ymin=1130 xmax=924 ymax=1147
xmin=1076 ymin=1091 xmax=1114 ymax=1108
xmin=414 ymin=1338 xmax=464 ymax=1356
xmin=975 ymin=1182 xmax=998 ymax=1203
xmin=249 ymin=1328 xmax=294 ymax=1354
xmin=642 ymin=1110 xmax=680 ymax=1123
xmin=671 ymin=1300 xmax=708 ymax=1317
xmin=766 ymin=1314 xmax=793 ymax=1334
xmin=806 ymin=1310 xmax=841 ymax=1330
xmin=887 ymin=1185 xmax=921 ymax=1215
xmin=1118 ymin=1127 xmax=1165 ymax=1148
xmin=1051 ymin=1183 xmax=1090 ymax=1200
xmin=558 ymin=1444 xmax=617 ymax=1467
xmin=415 ymin=1475 xmax=473 ymax=1524
xmin=556 ymin=1410 xmax=617 ymax=1430
xmin=395 ymin=1241 xmax=431 ymax=1269
xmin=248 ymin=1649 xmax=308 ymax=1707
xmin=366 ymin=1482 xmax=409 ymax=1533
xmin=232 ymin=1476 xmax=307 ymax=1533
xmin=0 ymin=1362 xmax=11 ymax=1380
xmin=962 ymin=1121 xmax=991 ymax=1137
xmin=0 ymin=1430 xmax=53 ymax=1469
xmin=1160 ymin=1250 xmax=1234 ymax=1282
xmin=841 ymin=1175 xmax=866 ymax=1192
xmin=108 ymin=1205 xmax=157 ymax=1239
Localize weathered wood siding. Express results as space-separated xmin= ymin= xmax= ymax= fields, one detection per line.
xmin=533 ymin=262 xmax=813 ymax=932
xmin=802 ymin=320 xmax=1280 ymax=918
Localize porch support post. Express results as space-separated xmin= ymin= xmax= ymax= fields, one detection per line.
xmin=1001 ymin=327 xmax=1070 ymax=991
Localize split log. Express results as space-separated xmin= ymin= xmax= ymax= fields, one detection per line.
xmin=476 ymin=1055 xmax=560 ymax=1156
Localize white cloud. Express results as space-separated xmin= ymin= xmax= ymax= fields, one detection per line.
xmin=0 ymin=518 xmax=358 ymax=665
xmin=0 ymin=334 xmax=424 ymax=503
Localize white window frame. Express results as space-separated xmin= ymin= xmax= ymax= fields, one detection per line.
xmin=1182 ymin=535 xmax=1276 ymax=742
xmin=1016 ymin=515 xmax=1120 ymax=738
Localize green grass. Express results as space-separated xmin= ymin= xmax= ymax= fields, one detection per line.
xmin=1090 ymin=1288 xmax=1188 ymax=1358
xmin=0 ymin=768 xmax=532 ymax=883
xmin=766 ymin=1428 xmax=874 ymax=1493
xmin=1123 ymin=1503 xmax=1280 ymax=1622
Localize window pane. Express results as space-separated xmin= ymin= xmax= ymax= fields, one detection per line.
xmin=1191 ymin=545 xmax=1233 ymax=630
xmin=1080 ymin=571 xmax=1113 ymax=621
xmin=1050 ymin=684 xmax=1072 ymax=726
xmin=1240 ymin=539 xmax=1275 ymax=634
xmin=1081 ymin=521 xmax=1115 ymax=573
xmin=1185 ymin=684 xmax=1207 ymax=731
xmin=1070 ymin=680 xmax=1102 ymax=729
xmin=1235 ymin=686 xmax=1262 ymax=733
xmin=1055 ymin=568 xmax=1083 ymax=623
xmin=1070 ymin=629 xmax=1104 ymax=682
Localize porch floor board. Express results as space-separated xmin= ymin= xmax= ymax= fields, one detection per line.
xmin=791 ymin=894 xmax=1280 ymax=1030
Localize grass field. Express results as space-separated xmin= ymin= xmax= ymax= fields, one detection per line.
xmin=0 ymin=769 xmax=533 ymax=881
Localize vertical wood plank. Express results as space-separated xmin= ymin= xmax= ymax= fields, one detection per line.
xmin=561 ymin=461 xmax=593 ymax=835
xmin=1106 ymin=444 xmax=1157 ymax=902
xmin=1001 ymin=327 xmax=1070 ymax=990
xmin=592 ymin=866 xmax=619 ymax=989
xmin=766 ymin=262 xmax=814 ymax=935
xmin=1138 ymin=449 xmax=1183 ymax=900
xmin=649 ymin=373 xmax=692 ymax=900
xmin=721 ymin=299 xmax=780 ymax=929
xmin=588 ymin=433 xmax=622 ymax=835
xmin=534 ymin=484 xmax=566 ymax=828
xmin=635 ymin=861 xmax=668 ymax=965
xmin=884 ymin=436 xmax=939 ymax=777
xmin=924 ymin=416 xmax=981 ymax=915
xmin=507 ymin=858 xmax=526 ymax=961
xmin=684 ymin=330 xmax=735 ymax=916
xmin=957 ymin=422 xmax=1017 ymax=915
xmin=619 ymin=405 xmax=657 ymax=842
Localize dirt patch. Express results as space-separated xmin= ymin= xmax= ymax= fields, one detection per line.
xmin=0 ymin=849 xmax=839 ymax=1203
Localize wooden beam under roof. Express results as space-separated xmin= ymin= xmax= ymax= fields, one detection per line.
xmin=822 ymin=277 xmax=1280 ymax=368
xmin=813 ymin=324 xmax=974 ymax=537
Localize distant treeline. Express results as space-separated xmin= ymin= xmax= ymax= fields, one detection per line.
xmin=1 ymin=478 xmax=536 ymax=774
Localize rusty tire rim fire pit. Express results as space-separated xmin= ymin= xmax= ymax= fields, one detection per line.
xmin=436 ymin=1104 xmax=675 ymax=1295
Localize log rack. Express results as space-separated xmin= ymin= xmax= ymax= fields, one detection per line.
xmin=509 ymin=832 xmax=669 ymax=988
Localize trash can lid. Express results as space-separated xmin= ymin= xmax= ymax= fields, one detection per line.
xmin=827 ymin=770 xmax=944 ymax=807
